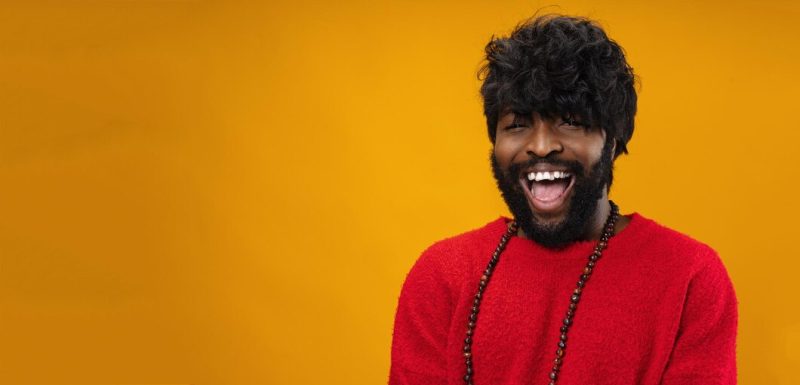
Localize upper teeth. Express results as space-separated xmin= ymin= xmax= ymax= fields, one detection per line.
xmin=527 ymin=171 xmax=571 ymax=182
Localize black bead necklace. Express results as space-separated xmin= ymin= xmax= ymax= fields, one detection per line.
xmin=462 ymin=201 xmax=620 ymax=385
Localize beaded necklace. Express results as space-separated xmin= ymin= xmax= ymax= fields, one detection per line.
xmin=462 ymin=201 xmax=619 ymax=385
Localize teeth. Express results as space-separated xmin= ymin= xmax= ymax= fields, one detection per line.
xmin=527 ymin=171 xmax=572 ymax=182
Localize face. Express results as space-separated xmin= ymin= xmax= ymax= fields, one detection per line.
xmin=491 ymin=111 xmax=613 ymax=248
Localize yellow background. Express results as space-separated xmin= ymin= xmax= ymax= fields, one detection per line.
xmin=1 ymin=0 xmax=798 ymax=383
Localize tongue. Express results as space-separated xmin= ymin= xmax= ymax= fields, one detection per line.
xmin=531 ymin=180 xmax=569 ymax=202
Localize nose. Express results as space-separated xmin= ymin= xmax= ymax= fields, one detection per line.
xmin=525 ymin=117 xmax=564 ymax=158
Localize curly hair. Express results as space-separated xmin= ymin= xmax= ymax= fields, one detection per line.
xmin=479 ymin=14 xmax=637 ymax=158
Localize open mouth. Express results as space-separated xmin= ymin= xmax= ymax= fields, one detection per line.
xmin=518 ymin=170 xmax=576 ymax=215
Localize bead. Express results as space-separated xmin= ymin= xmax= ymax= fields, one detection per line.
xmin=581 ymin=274 xmax=590 ymax=281
xmin=584 ymin=267 xmax=592 ymax=274
xmin=464 ymin=374 xmax=471 ymax=382
xmin=577 ymin=279 xmax=585 ymax=287
xmin=464 ymin=352 xmax=471 ymax=358
xmin=560 ymin=325 xmax=568 ymax=333
xmin=466 ymin=329 xmax=473 ymax=336
xmin=587 ymin=261 xmax=595 ymax=268
xmin=463 ymin=345 xmax=470 ymax=352
xmin=569 ymin=303 xmax=577 ymax=311
xmin=574 ymin=288 xmax=581 ymax=295
xmin=570 ymin=294 xmax=580 ymax=303
xmin=563 ymin=317 xmax=571 ymax=326
xmin=465 ymin=337 xmax=472 ymax=344
xmin=560 ymin=333 xmax=567 ymax=341
xmin=554 ymin=357 xmax=562 ymax=365
xmin=556 ymin=348 xmax=564 ymax=357
xmin=558 ymin=340 xmax=566 ymax=349
xmin=550 ymin=371 xmax=557 ymax=380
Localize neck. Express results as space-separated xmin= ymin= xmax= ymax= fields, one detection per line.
xmin=586 ymin=192 xmax=611 ymax=240
xmin=587 ymin=190 xmax=630 ymax=239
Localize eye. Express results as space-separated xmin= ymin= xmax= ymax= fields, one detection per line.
xmin=503 ymin=114 xmax=531 ymax=132
xmin=559 ymin=116 xmax=588 ymax=130
xmin=505 ymin=122 xmax=528 ymax=131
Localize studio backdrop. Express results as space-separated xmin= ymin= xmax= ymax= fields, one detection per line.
xmin=0 ymin=1 xmax=798 ymax=384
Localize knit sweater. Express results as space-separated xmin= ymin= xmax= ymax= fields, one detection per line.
xmin=390 ymin=213 xmax=737 ymax=385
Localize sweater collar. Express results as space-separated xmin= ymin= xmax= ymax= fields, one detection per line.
xmin=493 ymin=213 xmax=645 ymax=259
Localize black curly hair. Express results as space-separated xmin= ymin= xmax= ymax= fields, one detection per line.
xmin=479 ymin=14 xmax=637 ymax=158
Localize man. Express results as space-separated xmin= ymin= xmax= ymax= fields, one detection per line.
xmin=390 ymin=15 xmax=737 ymax=385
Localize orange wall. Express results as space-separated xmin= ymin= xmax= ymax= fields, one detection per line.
xmin=1 ymin=1 xmax=798 ymax=383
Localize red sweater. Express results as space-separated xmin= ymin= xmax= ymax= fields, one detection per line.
xmin=390 ymin=213 xmax=737 ymax=385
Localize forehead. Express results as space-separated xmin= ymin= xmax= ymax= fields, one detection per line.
xmin=497 ymin=109 xmax=583 ymax=121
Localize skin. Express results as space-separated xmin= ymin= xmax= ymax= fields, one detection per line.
xmin=493 ymin=111 xmax=630 ymax=240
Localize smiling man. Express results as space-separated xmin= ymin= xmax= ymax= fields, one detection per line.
xmin=390 ymin=15 xmax=737 ymax=385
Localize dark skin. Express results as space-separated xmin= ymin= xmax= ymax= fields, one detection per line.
xmin=493 ymin=111 xmax=630 ymax=239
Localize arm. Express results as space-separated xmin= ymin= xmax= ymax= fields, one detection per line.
xmin=661 ymin=250 xmax=738 ymax=384
xmin=390 ymin=245 xmax=457 ymax=385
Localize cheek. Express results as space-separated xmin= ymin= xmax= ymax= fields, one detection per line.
xmin=492 ymin=142 xmax=512 ymax=167
xmin=493 ymin=136 xmax=524 ymax=166
xmin=587 ymin=142 xmax=605 ymax=162
xmin=577 ymin=133 xmax=607 ymax=165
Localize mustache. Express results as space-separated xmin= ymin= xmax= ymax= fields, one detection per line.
xmin=506 ymin=156 xmax=585 ymax=178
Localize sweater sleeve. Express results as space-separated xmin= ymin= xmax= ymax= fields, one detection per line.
xmin=390 ymin=244 xmax=459 ymax=385
xmin=660 ymin=248 xmax=738 ymax=385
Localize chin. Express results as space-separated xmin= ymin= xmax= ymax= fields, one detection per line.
xmin=525 ymin=214 xmax=590 ymax=249
xmin=530 ymin=203 xmax=571 ymax=222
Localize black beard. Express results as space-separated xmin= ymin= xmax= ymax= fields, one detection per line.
xmin=490 ymin=141 xmax=614 ymax=249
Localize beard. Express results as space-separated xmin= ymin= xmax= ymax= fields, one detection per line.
xmin=490 ymin=141 xmax=614 ymax=249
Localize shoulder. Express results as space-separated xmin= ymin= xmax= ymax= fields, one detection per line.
xmin=403 ymin=217 xmax=509 ymax=294
xmin=624 ymin=213 xmax=726 ymax=277
xmin=631 ymin=213 xmax=719 ymax=268
xmin=419 ymin=217 xmax=510 ymax=263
